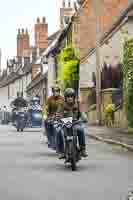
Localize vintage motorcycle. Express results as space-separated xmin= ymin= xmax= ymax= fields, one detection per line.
xmin=16 ymin=107 xmax=27 ymax=132
xmin=59 ymin=117 xmax=82 ymax=171
xmin=28 ymin=97 xmax=43 ymax=128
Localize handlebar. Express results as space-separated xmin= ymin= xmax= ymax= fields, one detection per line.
xmin=59 ymin=119 xmax=84 ymax=125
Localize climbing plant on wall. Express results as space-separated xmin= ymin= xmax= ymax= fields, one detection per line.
xmin=123 ymin=38 xmax=133 ymax=127
xmin=57 ymin=45 xmax=80 ymax=92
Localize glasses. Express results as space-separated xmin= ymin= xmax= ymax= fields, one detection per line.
xmin=66 ymin=95 xmax=74 ymax=98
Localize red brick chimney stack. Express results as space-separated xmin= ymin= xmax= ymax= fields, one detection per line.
xmin=17 ymin=28 xmax=30 ymax=57
xmin=34 ymin=17 xmax=48 ymax=49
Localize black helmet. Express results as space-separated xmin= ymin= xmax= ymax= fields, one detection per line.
xmin=64 ymin=88 xmax=76 ymax=98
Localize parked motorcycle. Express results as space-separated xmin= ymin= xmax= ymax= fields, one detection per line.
xmin=59 ymin=117 xmax=81 ymax=171
xmin=16 ymin=107 xmax=27 ymax=132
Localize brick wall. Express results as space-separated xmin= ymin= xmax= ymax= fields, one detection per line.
xmin=72 ymin=0 xmax=128 ymax=59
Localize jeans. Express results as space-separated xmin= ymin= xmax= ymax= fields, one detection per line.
xmin=55 ymin=123 xmax=86 ymax=153
xmin=45 ymin=120 xmax=56 ymax=149
xmin=16 ymin=112 xmax=27 ymax=129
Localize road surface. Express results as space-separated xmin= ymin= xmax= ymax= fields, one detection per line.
xmin=0 ymin=125 xmax=132 ymax=200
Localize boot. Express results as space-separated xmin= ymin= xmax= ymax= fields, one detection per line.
xmin=58 ymin=153 xmax=65 ymax=159
xmin=80 ymin=146 xmax=88 ymax=157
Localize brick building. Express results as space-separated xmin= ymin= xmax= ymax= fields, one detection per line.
xmin=0 ymin=16 xmax=49 ymax=107
xmin=71 ymin=0 xmax=128 ymax=59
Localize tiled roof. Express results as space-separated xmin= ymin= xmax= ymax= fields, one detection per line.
xmin=26 ymin=72 xmax=47 ymax=91
xmin=0 ymin=72 xmax=20 ymax=88
xmin=35 ymin=30 xmax=63 ymax=64
xmin=0 ymin=30 xmax=63 ymax=88
xmin=48 ymin=30 xmax=60 ymax=45
xmin=46 ymin=24 xmax=71 ymax=57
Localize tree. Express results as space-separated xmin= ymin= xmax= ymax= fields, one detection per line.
xmin=57 ymin=45 xmax=80 ymax=94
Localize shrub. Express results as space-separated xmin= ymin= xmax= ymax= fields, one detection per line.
xmin=57 ymin=45 xmax=80 ymax=90
xmin=104 ymin=104 xmax=115 ymax=126
xmin=123 ymin=38 xmax=133 ymax=127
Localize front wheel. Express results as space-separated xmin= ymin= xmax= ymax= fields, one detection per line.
xmin=69 ymin=142 xmax=77 ymax=171
xmin=71 ymin=156 xmax=76 ymax=171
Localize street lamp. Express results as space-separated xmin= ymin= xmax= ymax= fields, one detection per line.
xmin=92 ymin=0 xmax=104 ymax=125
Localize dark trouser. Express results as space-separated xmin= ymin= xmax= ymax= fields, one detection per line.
xmin=45 ymin=120 xmax=56 ymax=149
xmin=56 ymin=124 xmax=86 ymax=153
xmin=16 ymin=113 xmax=26 ymax=129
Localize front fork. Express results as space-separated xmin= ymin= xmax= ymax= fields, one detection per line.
xmin=64 ymin=128 xmax=80 ymax=161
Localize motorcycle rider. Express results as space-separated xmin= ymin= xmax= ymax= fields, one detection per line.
xmin=43 ymin=85 xmax=64 ymax=149
xmin=11 ymin=92 xmax=28 ymax=124
xmin=56 ymin=88 xmax=88 ymax=159
xmin=28 ymin=96 xmax=42 ymax=125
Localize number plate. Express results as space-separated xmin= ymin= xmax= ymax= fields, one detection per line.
xmin=61 ymin=117 xmax=72 ymax=123
xmin=67 ymin=136 xmax=73 ymax=140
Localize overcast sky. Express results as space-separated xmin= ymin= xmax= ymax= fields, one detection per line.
xmin=0 ymin=0 xmax=62 ymax=68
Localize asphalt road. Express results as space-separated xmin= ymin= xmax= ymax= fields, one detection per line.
xmin=0 ymin=125 xmax=132 ymax=200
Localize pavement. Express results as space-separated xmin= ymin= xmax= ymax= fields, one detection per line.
xmin=0 ymin=124 xmax=132 ymax=200
xmin=88 ymin=125 xmax=133 ymax=152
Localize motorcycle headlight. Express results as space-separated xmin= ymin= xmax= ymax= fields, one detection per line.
xmin=65 ymin=122 xmax=72 ymax=128
xmin=43 ymin=115 xmax=47 ymax=120
xmin=34 ymin=113 xmax=42 ymax=119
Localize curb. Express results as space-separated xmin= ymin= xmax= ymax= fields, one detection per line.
xmin=89 ymin=134 xmax=103 ymax=142
xmin=88 ymin=134 xmax=133 ymax=152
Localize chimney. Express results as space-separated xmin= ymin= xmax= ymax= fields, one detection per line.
xmin=63 ymin=0 xmax=65 ymax=8
xmin=17 ymin=28 xmax=30 ymax=57
xmin=60 ymin=0 xmax=74 ymax=29
xmin=68 ymin=0 xmax=71 ymax=8
xmin=34 ymin=17 xmax=48 ymax=49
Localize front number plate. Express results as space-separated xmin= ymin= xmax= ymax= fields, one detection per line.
xmin=67 ymin=136 xmax=73 ymax=140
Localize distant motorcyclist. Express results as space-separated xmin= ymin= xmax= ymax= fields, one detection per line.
xmin=28 ymin=96 xmax=42 ymax=127
xmin=30 ymin=96 xmax=41 ymax=110
xmin=43 ymin=85 xmax=64 ymax=149
xmin=12 ymin=92 xmax=28 ymax=108
xmin=11 ymin=92 xmax=28 ymax=124
xmin=56 ymin=88 xmax=88 ymax=159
